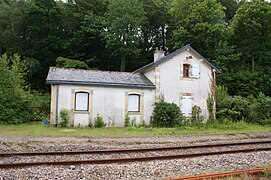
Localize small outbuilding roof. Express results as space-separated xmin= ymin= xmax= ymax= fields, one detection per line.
xmin=46 ymin=67 xmax=156 ymax=89
xmin=134 ymin=44 xmax=221 ymax=73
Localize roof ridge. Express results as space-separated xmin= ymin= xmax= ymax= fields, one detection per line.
xmin=50 ymin=67 xmax=142 ymax=75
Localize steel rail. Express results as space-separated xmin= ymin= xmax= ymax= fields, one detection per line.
xmin=1 ymin=140 xmax=271 ymax=157
xmin=165 ymin=168 xmax=264 ymax=180
xmin=0 ymin=147 xmax=271 ymax=169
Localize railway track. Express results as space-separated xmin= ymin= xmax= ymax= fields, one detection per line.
xmin=0 ymin=140 xmax=271 ymax=169
xmin=166 ymin=168 xmax=264 ymax=180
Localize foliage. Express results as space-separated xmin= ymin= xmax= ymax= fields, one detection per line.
xmin=124 ymin=114 xmax=131 ymax=127
xmin=231 ymin=0 xmax=271 ymax=71
xmin=94 ymin=114 xmax=106 ymax=128
xmin=104 ymin=0 xmax=145 ymax=71
xmin=206 ymin=94 xmax=214 ymax=121
xmin=151 ymin=97 xmax=183 ymax=127
xmin=248 ymin=93 xmax=271 ymax=125
xmin=191 ymin=105 xmax=203 ymax=124
xmin=0 ymin=54 xmax=31 ymax=124
xmin=131 ymin=117 xmax=137 ymax=127
xmin=0 ymin=0 xmax=270 ymax=99
xmin=56 ymin=57 xmax=90 ymax=69
xmin=170 ymin=0 xmax=229 ymax=59
xmin=28 ymin=92 xmax=50 ymax=121
xmin=59 ymin=109 xmax=70 ymax=127
xmin=216 ymin=86 xmax=271 ymax=126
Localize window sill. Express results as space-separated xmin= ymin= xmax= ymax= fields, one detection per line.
xmin=128 ymin=111 xmax=141 ymax=115
xmin=181 ymin=77 xmax=194 ymax=81
xmin=73 ymin=111 xmax=90 ymax=114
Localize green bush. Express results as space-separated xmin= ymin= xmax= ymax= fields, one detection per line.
xmin=94 ymin=114 xmax=106 ymax=128
xmin=59 ymin=109 xmax=70 ymax=127
xmin=29 ymin=92 xmax=50 ymax=121
xmin=0 ymin=54 xmax=31 ymax=124
xmin=249 ymin=93 xmax=271 ymax=125
xmin=192 ymin=105 xmax=203 ymax=124
xmin=56 ymin=57 xmax=90 ymax=69
xmin=151 ymin=97 xmax=183 ymax=127
xmin=124 ymin=114 xmax=130 ymax=127
xmin=216 ymin=86 xmax=250 ymax=121
xmin=216 ymin=86 xmax=271 ymax=125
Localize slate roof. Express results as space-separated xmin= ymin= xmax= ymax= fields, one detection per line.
xmin=46 ymin=67 xmax=155 ymax=89
xmin=134 ymin=44 xmax=221 ymax=73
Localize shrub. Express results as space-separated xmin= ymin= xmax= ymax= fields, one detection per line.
xmin=248 ymin=93 xmax=271 ymax=125
xmin=59 ymin=109 xmax=70 ymax=127
xmin=151 ymin=97 xmax=183 ymax=127
xmin=29 ymin=92 xmax=50 ymax=121
xmin=124 ymin=114 xmax=130 ymax=127
xmin=0 ymin=54 xmax=31 ymax=124
xmin=94 ymin=114 xmax=106 ymax=128
xmin=216 ymin=86 xmax=250 ymax=121
xmin=131 ymin=117 xmax=136 ymax=127
xmin=216 ymin=86 xmax=271 ymax=125
xmin=191 ymin=105 xmax=203 ymax=124
xmin=56 ymin=57 xmax=89 ymax=69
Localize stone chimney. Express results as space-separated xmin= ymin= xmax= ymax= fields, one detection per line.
xmin=153 ymin=47 xmax=165 ymax=62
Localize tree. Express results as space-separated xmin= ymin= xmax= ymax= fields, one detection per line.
xmin=217 ymin=0 xmax=243 ymax=23
xmin=55 ymin=57 xmax=90 ymax=69
xmin=230 ymin=0 xmax=271 ymax=71
xmin=0 ymin=54 xmax=31 ymax=124
xmin=137 ymin=0 xmax=174 ymax=69
xmin=0 ymin=0 xmax=29 ymax=55
xmin=105 ymin=0 xmax=145 ymax=71
xmin=170 ymin=0 xmax=229 ymax=59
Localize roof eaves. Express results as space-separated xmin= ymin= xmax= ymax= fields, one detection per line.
xmin=46 ymin=80 xmax=156 ymax=89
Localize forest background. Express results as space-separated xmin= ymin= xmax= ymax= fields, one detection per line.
xmin=1 ymin=0 xmax=271 ymax=125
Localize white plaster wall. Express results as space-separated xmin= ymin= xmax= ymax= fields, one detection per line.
xmin=144 ymin=70 xmax=155 ymax=84
xmin=146 ymin=50 xmax=212 ymax=120
xmin=55 ymin=85 xmax=155 ymax=127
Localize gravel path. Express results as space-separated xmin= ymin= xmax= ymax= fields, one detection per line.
xmin=0 ymin=132 xmax=271 ymax=179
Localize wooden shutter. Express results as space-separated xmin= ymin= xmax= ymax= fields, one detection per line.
xmin=75 ymin=92 xmax=89 ymax=111
xmin=128 ymin=94 xmax=140 ymax=112
xmin=191 ymin=64 xmax=200 ymax=78
xmin=182 ymin=96 xmax=192 ymax=116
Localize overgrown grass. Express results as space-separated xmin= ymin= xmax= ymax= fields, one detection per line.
xmin=0 ymin=121 xmax=270 ymax=137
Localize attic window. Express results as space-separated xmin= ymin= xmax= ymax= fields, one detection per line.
xmin=75 ymin=92 xmax=89 ymax=111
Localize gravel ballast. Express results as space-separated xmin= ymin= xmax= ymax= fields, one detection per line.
xmin=0 ymin=132 xmax=271 ymax=179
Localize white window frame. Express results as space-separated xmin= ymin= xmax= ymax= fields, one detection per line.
xmin=75 ymin=92 xmax=89 ymax=111
xmin=128 ymin=94 xmax=140 ymax=112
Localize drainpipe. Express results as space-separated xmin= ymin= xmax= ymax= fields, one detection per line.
xmin=55 ymin=85 xmax=59 ymax=126
xmin=212 ymin=69 xmax=216 ymax=120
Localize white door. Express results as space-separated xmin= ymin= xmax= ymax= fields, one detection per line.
xmin=182 ymin=96 xmax=192 ymax=116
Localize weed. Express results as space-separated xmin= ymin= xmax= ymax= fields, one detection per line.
xmin=124 ymin=114 xmax=130 ymax=127
xmin=59 ymin=109 xmax=70 ymax=128
xmin=94 ymin=114 xmax=106 ymax=128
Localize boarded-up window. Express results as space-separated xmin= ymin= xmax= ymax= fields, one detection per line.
xmin=191 ymin=64 xmax=200 ymax=78
xmin=75 ymin=92 xmax=89 ymax=111
xmin=182 ymin=96 xmax=192 ymax=116
xmin=128 ymin=94 xmax=140 ymax=112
